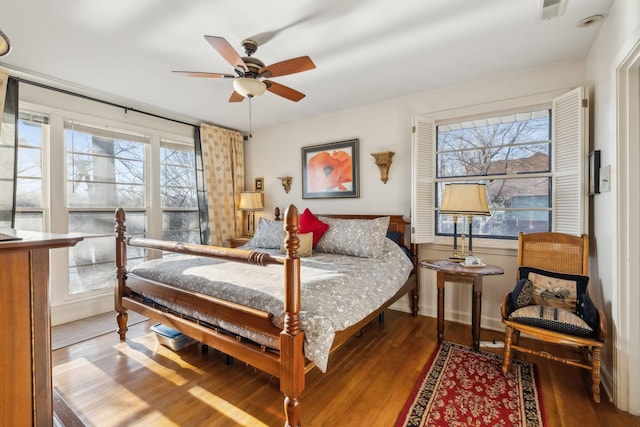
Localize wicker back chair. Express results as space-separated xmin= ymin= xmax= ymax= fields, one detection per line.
xmin=500 ymin=232 xmax=606 ymax=402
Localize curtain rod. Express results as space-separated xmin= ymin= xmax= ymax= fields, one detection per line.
xmin=15 ymin=76 xmax=198 ymax=129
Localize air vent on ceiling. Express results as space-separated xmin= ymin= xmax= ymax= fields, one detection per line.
xmin=539 ymin=0 xmax=566 ymax=20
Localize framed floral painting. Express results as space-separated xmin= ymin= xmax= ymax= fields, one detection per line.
xmin=301 ymin=139 xmax=359 ymax=199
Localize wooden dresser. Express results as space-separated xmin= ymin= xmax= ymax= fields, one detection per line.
xmin=0 ymin=230 xmax=83 ymax=427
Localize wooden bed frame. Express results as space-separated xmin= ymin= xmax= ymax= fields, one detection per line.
xmin=115 ymin=204 xmax=418 ymax=426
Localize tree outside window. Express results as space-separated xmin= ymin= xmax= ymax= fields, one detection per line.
xmin=436 ymin=110 xmax=552 ymax=239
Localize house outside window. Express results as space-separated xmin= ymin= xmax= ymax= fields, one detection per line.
xmin=435 ymin=109 xmax=552 ymax=239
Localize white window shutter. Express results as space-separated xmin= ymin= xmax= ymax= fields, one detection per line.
xmin=552 ymin=87 xmax=588 ymax=235
xmin=411 ymin=117 xmax=435 ymax=243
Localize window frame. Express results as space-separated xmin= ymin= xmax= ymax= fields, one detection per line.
xmin=15 ymin=109 xmax=50 ymax=231
xmin=433 ymin=107 xmax=553 ymax=240
xmin=17 ymin=99 xmax=196 ymax=321
xmin=411 ymin=88 xmax=588 ymax=249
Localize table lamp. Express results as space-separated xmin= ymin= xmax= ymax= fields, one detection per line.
xmin=238 ymin=191 xmax=264 ymax=236
xmin=440 ymin=183 xmax=491 ymax=261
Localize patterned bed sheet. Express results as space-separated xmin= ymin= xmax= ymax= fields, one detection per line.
xmin=128 ymin=238 xmax=413 ymax=372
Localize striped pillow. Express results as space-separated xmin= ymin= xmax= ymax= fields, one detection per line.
xmin=509 ymin=305 xmax=594 ymax=337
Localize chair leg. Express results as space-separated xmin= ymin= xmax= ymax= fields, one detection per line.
xmin=502 ymin=325 xmax=515 ymax=374
xmin=592 ymin=347 xmax=601 ymax=403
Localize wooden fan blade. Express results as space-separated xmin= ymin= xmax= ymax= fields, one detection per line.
xmin=204 ymin=35 xmax=248 ymax=72
xmin=264 ymin=80 xmax=305 ymax=102
xmin=260 ymin=56 xmax=315 ymax=78
xmin=229 ymin=91 xmax=245 ymax=102
xmin=172 ymin=71 xmax=235 ymax=78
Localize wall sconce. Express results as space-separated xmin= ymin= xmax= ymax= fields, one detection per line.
xmin=371 ymin=151 xmax=395 ymax=184
xmin=278 ymin=176 xmax=292 ymax=193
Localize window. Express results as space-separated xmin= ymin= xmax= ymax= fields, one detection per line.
xmin=160 ymin=139 xmax=199 ymax=243
xmin=15 ymin=110 xmax=48 ymax=231
xmin=13 ymin=91 xmax=197 ymax=322
xmin=435 ymin=109 xmax=552 ymax=239
xmin=412 ymin=87 xmax=587 ymax=244
xmin=65 ymin=121 xmax=148 ymax=294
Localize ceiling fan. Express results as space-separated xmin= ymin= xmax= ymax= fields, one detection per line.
xmin=174 ymin=36 xmax=316 ymax=102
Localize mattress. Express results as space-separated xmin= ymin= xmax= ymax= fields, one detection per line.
xmin=128 ymin=238 xmax=413 ymax=371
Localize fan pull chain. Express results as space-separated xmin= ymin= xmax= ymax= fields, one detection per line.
xmin=249 ymin=96 xmax=253 ymax=138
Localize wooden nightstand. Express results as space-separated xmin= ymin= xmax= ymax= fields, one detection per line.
xmin=228 ymin=236 xmax=251 ymax=248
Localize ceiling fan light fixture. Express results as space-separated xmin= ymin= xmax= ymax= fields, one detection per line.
xmin=233 ymin=78 xmax=266 ymax=98
xmin=0 ymin=30 xmax=11 ymax=57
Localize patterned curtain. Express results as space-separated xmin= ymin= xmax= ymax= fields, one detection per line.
xmin=199 ymin=123 xmax=244 ymax=246
xmin=0 ymin=72 xmax=18 ymax=228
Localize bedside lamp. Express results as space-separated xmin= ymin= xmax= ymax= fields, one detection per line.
xmin=239 ymin=191 xmax=264 ymax=237
xmin=440 ymin=183 xmax=491 ymax=261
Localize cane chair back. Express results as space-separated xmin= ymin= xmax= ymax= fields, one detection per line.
xmin=517 ymin=231 xmax=588 ymax=276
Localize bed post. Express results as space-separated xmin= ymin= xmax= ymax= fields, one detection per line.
xmin=280 ymin=204 xmax=304 ymax=427
xmin=115 ymin=208 xmax=129 ymax=340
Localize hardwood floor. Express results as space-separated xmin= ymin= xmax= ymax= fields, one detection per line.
xmin=52 ymin=310 xmax=640 ymax=427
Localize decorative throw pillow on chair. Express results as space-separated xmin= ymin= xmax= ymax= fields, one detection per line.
xmin=577 ymin=292 xmax=599 ymax=330
xmin=518 ymin=266 xmax=589 ymax=310
xmin=508 ymin=267 xmax=597 ymax=338
xmin=511 ymin=277 xmax=534 ymax=308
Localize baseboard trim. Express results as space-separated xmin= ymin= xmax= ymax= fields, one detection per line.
xmin=51 ymin=293 xmax=114 ymax=326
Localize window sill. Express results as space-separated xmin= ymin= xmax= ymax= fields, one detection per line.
xmin=428 ymin=236 xmax=518 ymax=257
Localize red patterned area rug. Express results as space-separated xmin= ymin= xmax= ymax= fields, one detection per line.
xmin=395 ymin=341 xmax=545 ymax=427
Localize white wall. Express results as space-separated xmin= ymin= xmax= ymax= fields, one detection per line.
xmin=247 ymin=60 xmax=587 ymax=334
xmin=249 ymin=60 xmax=586 ymax=218
xmin=586 ymin=0 xmax=640 ymax=414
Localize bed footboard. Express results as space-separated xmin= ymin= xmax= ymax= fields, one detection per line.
xmin=115 ymin=205 xmax=305 ymax=427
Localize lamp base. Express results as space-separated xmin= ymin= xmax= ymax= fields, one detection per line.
xmin=448 ymin=255 xmax=466 ymax=262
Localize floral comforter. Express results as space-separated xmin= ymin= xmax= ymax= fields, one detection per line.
xmin=128 ymin=238 xmax=413 ymax=372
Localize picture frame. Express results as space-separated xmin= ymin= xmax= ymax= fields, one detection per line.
xmin=255 ymin=177 xmax=264 ymax=191
xmin=589 ymin=150 xmax=600 ymax=195
xmin=302 ymin=139 xmax=359 ymax=199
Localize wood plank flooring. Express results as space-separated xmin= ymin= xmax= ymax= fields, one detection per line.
xmin=52 ymin=310 xmax=640 ymax=426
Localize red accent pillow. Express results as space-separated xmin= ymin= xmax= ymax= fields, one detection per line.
xmin=299 ymin=208 xmax=329 ymax=248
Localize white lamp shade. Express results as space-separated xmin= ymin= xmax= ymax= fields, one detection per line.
xmin=233 ymin=78 xmax=267 ymax=98
xmin=440 ymin=183 xmax=491 ymax=216
xmin=239 ymin=191 xmax=264 ymax=211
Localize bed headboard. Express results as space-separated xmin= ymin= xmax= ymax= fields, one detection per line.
xmin=274 ymin=207 xmax=410 ymax=247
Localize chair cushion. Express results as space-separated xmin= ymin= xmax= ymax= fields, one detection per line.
xmin=518 ymin=266 xmax=589 ymax=312
xmin=509 ymin=305 xmax=594 ymax=337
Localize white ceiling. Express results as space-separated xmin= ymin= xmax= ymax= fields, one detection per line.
xmin=0 ymin=0 xmax=612 ymax=134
